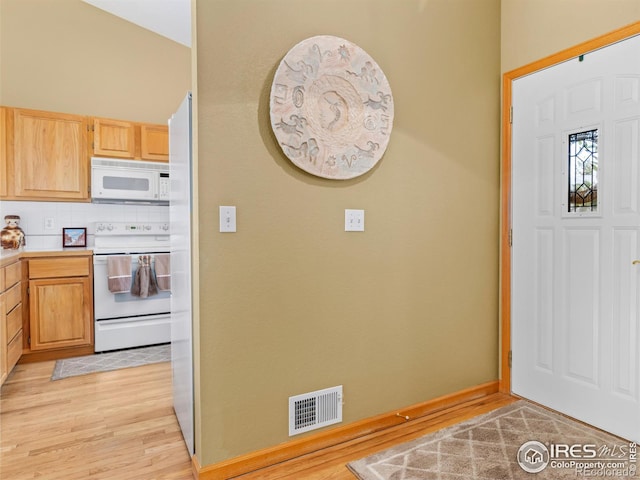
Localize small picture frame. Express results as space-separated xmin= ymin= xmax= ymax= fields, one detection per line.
xmin=62 ymin=227 xmax=87 ymax=248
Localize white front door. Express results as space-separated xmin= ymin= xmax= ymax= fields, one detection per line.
xmin=512 ymin=34 xmax=640 ymax=442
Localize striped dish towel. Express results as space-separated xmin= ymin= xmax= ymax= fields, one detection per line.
xmin=107 ymin=255 xmax=132 ymax=293
xmin=154 ymin=254 xmax=171 ymax=291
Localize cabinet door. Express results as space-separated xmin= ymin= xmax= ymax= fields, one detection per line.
xmin=29 ymin=276 xmax=93 ymax=350
xmin=13 ymin=109 xmax=89 ymax=200
xmin=93 ymin=118 xmax=136 ymax=158
xmin=140 ymin=124 xmax=169 ymax=162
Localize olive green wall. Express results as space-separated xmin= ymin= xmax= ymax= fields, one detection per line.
xmin=195 ymin=0 xmax=501 ymax=465
xmin=0 ymin=0 xmax=190 ymax=123
xmin=501 ymin=0 xmax=640 ymax=73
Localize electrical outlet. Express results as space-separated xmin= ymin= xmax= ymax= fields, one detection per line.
xmin=345 ymin=209 xmax=365 ymax=232
xmin=44 ymin=217 xmax=55 ymax=230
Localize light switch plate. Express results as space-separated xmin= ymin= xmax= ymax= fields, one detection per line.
xmin=345 ymin=209 xmax=365 ymax=232
xmin=219 ymin=206 xmax=236 ymax=232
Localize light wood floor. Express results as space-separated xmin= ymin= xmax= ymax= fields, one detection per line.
xmin=1 ymin=360 xmax=515 ymax=480
xmin=232 ymin=392 xmax=517 ymax=479
xmin=0 ymin=360 xmax=192 ymax=480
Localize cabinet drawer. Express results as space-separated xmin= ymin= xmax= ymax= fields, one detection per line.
xmin=7 ymin=303 xmax=22 ymax=341
xmin=5 ymin=283 xmax=21 ymax=312
xmin=7 ymin=329 xmax=22 ymax=371
xmin=29 ymin=257 xmax=90 ymax=279
xmin=4 ymin=261 xmax=22 ymax=289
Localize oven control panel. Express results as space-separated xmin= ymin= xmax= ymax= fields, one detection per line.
xmin=95 ymin=222 xmax=170 ymax=235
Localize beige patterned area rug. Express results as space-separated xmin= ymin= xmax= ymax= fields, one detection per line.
xmin=348 ymin=401 xmax=638 ymax=480
xmin=51 ymin=344 xmax=170 ymax=380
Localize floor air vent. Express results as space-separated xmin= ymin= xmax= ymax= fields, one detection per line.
xmin=289 ymin=385 xmax=343 ymax=436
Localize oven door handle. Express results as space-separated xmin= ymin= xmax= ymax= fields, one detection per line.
xmin=94 ymin=255 xmax=146 ymax=266
xmin=94 ymin=256 xmax=108 ymax=266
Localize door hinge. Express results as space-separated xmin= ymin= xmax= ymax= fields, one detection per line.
xmin=509 ymin=106 xmax=513 ymax=124
xmin=508 ymin=350 xmax=512 ymax=368
xmin=27 ymin=286 xmax=30 ymax=295
xmin=27 ymin=336 xmax=31 ymax=345
xmin=509 ymin=229 xmax=513 ymax=247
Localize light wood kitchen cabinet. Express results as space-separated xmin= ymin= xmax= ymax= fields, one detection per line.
xmin=140 ymin=124 xmax=169 ymax=161
xmin=1 ymin=259 xmax=23 ymax=385
xmin=28 ymin=257 xmax=93 ymax=351
xmin=7 ymin=108 xmax=89 ymax=201
xmin=92 ymin=117 xmax=136 ymax=158
xmin=0 ymin=105 xmax=169 ymax=203
xmin=92 ymin=117 xmax=169 ymax=162
xmin=0 ymin=274 xmax=5 ymax=385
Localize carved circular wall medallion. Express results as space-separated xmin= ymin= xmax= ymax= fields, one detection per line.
xmin=270 ymin=35 xmax=394 ymax=180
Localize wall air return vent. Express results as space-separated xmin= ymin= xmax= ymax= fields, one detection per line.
xmin=288 ymin=385 xmax=343 ymax=436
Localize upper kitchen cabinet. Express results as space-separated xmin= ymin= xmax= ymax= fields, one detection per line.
xmin=140 ymin=124 xmax=169 ymax=161
xmin=92 ymin=118 xmax=136 ymax=158
xmin=91 ymin=117 xmax=169 ymax=162
xmin=6 ymin=108 xmax=89 ymax=201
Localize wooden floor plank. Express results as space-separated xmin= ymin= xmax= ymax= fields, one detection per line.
xmin=231 ymin=393 xmax=516 ymax=479
xmin=1 ymin=360 xmax=515 ymax=480
xmin=0 ymin=361 xmax=192 ymax=480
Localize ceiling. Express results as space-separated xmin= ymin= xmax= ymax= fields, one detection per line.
xmin=82 ymin=0 xmax=191 ymax=47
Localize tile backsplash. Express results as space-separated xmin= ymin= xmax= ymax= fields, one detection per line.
xmin=0 ymin=201 xmax=169 ymax=250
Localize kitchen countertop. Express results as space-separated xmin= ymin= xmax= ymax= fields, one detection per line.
xmin=0 ymin=247 xmax=93 ymax=267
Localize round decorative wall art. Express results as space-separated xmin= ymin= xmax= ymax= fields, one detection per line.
xmin=270 ymin=35 xmax=394 ymax=180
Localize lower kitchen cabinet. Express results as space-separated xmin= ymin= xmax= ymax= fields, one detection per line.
xmin=1 ymin=258 xmax=23 ymax=385
xmin=6 ymin=303 xmax=23 ymax=369
xmin=27 ymin=256 xmax=93 ymax=353
xmin=29 ymin=277 xmax=92 ymax=350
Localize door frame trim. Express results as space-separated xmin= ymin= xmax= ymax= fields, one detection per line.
xmin=500 ymin=21 xmax=640 ymax=394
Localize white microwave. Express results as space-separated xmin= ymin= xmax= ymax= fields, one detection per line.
xmin=91 ymin=157 xmax=170 ymax=205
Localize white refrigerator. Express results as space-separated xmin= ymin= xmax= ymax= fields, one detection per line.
xmin=169 ymin=93 xmax=194 ymax=455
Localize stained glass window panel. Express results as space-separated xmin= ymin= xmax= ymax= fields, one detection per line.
xmin=568 ymin=129 xmax=598 ymax=213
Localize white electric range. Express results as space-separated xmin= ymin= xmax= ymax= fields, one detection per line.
xmin=92 ymin=222 xmax=170 ymax=352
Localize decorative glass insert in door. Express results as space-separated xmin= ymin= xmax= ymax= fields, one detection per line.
xmin=568 ymin=129 xmax=599 ymax=213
